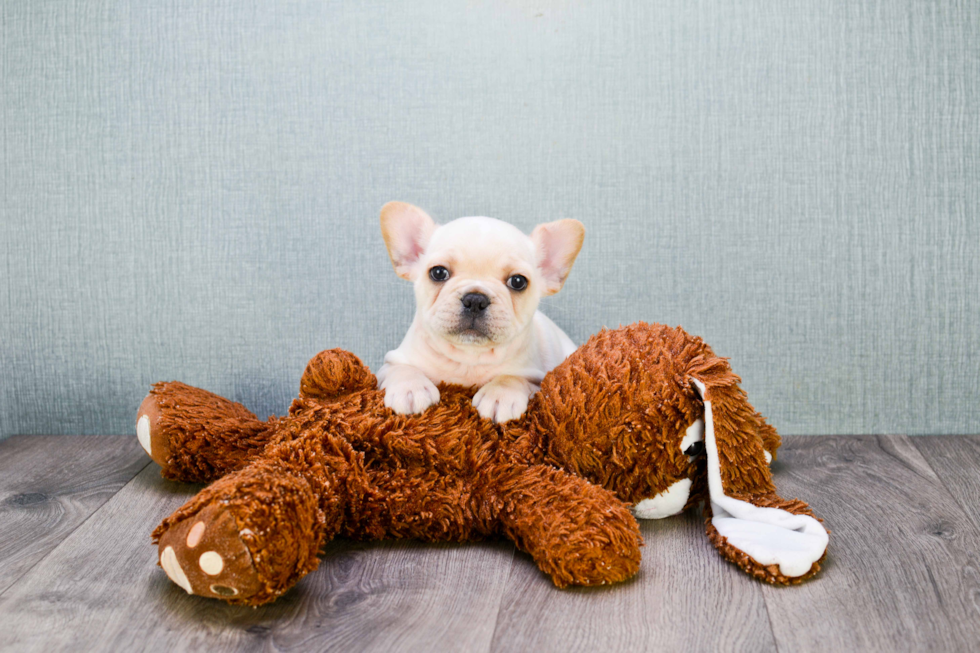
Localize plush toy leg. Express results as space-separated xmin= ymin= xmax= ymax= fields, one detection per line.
xmin=494 ymin=465 xmax=643 ymax=588
xmin=691 ymin=379 xmax=828 ymax=583
xmin=152 ymin=435 xmax=359 ymax=605
xmin=137 ymin=382 xmax=275 ymax=483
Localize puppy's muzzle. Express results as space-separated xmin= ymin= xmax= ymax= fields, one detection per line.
xmin=460 ymin=292 xmax=490 ymax=316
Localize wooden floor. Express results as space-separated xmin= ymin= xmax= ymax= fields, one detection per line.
xmin=0 ymin=435 xmax=979 ymax=652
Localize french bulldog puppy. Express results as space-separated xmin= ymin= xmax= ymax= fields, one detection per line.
xmin=376 ymin=202 xmax=584 ymax=423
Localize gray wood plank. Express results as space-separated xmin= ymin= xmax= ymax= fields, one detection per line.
xmin=760 ymin=435 xmax=980 ymax=652
xmin=0 ymin=435 xmax=148 ymax=596
xmin=489 ymin=509 xmax=778 ymax=653
xmin=265 ymin=538 xmax=515 ymax=653
xmin=7 ymin=434 xmax=979 ymax=652
xmin=0 ymin=462 xmax=516 ymax=653
xmin=913 ymin=435 xmax=980 ymax=534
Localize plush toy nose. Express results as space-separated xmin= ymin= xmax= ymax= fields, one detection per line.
xmin=461 ymin=292 xmax=491 ymax=314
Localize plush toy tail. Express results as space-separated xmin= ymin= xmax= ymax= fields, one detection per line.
xmin=296 ymin=349 xmax=377 ymax=404
xmin=689 ymin=376 xmax=828 ymax=583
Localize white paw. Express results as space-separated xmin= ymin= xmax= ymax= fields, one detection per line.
xmin=633 ymin=478 xmax=693 ymax=519
xmin=160 ymin=546 xmax=193 ymax=594
xmin=382 ymin=376 xmax=440 ymax=415
xmin=472 ymin=377 xmax=534 ymax=423
xmin=199 ymin=551 xmax=224 ymax=575
xmin=136 ymin=415 xmax=152 ymax=455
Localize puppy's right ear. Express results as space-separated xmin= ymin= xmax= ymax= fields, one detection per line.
xmin=380 ymin=202 xmax=437 ymax=281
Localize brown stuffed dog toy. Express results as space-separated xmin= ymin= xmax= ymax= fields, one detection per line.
xmin=137 ymin=323 xmax=828 ymax=606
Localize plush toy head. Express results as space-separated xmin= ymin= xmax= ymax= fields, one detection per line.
xmin=140 ymin=323 xmax=828 ymax=605
xmin=531 ymin=324 xmax=827 ymax=582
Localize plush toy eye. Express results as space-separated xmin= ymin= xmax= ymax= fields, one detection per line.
xmin=507 ymin=274 xmax=528 ymax=291
xmin=684 ymin=441 xmax=705 ymax=457
xmin=429 ymin=266 xmax=450 ymax=282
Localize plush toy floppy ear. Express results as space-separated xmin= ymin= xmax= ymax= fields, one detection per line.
xmin=380 ymin=202 xmax=437 ymax=281
xmin=690 ymin=378 xmax=828 ymax=581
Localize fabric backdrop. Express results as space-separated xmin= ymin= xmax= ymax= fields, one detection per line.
xmin=2 ymin=0 xmax=978 ymax=438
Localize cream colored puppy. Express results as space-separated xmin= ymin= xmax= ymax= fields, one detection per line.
xmin=376 ymin=202 xmax=584 ymax=423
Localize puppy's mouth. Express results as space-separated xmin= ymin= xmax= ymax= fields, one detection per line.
xmin=449 ymin=316 xmax=493 ymax=343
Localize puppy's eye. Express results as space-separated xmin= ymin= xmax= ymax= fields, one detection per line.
xmin=507 ymin=274 xmax=528 ymax=291
xmin=429 ymin=266 xmax=450 ymax=282
xmin=684 ymin=441 xmax=705 ymax=457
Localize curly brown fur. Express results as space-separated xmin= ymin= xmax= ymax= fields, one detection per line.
xmin=298 ymin=348 xmax=378 ymax=402
xmin=535 ymin=324 xmax=715 ymax=504
xmin=141 ymin=382 xmax=275 ymax=483
xmin=142 ymin=322 xmax=825 ymax=605
xmin=494 ymin=463 xmax=642 ymax=587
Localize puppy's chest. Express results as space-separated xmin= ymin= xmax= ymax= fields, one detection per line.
xmin=428 ymin=360 xmax=519 ymax=387
xmin=417 ymin=346 xmax=544 ymax=387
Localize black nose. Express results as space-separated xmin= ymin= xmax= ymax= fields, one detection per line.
xmin=461 ymin=292 xmax=491 ymax=314
xmin=684 ymin=440 xmax=705 ymax=457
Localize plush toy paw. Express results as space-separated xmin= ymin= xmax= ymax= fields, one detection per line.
xmin=156 ymin=503 xmax=264 ymax=601
xmin=153 ymin=459 xmax=329 ymax=605
xmin=472 ymin=376 xmax=535 ymax=423
xmin=533 ymin=515 xmax=642 ymax=588
xmin=548 ymin=542 xmax=641 ymax=588
xmin=136 ymin=393 xmax=171 ymax=469
xmin=378 ymin=364 xmax=440 ymax=414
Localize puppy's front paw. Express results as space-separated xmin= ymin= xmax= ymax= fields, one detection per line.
xmin=473 ymin=376 xmax=535 ymax=423
xmin=384 ymin=381 xmax=440 ymax=415
xmin=379 ymin=365 xmax=440 ymax=415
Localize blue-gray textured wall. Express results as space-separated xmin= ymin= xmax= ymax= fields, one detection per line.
xmin=2 ymin=0 xmax=978 ymax=438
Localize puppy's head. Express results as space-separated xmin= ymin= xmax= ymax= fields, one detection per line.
xmin=380 ymin=202 xmax=584 ymax=348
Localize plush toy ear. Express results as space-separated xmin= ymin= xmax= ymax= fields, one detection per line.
xmin=530 ymin=219 xmax=585 ymax=295
xmin=380 ymin=202 xmax=437 ymax=281
xmin=690 ymin=378 xmax=828 ymax=580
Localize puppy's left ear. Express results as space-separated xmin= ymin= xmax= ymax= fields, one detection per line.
xmin=531 ymin=219 xmax=585 ymax=295
xmin=380 ymin=202 xmax=437 ymax=281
